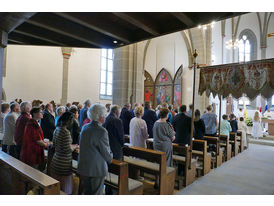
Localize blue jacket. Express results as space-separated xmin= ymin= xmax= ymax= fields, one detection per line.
xmin=79 ymin=107 xmax=88 ymax=129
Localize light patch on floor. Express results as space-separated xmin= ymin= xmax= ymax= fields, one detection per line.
xmin=177 ymin=144 xmax=274 ymax=195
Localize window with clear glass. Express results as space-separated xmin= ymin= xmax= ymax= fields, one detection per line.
xmin=239 ymin=97 xmax=250 ymax=105
xmin=100 ymin=49 xmax=113 ymax=99
xmin=238 ymin=35 xmax=251 ymax=62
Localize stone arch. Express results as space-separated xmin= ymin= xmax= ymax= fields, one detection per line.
xmin=142 ymin=40 xmax=151 ymax=73
xmin=180 ymin=31 xmax=193 ymax=66
xmin=238 ymin=29 xmax=258 ymax=60
xmin=143 ymin=33 xmax=192 ymax=74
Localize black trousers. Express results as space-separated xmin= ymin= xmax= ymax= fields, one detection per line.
xmin=1 ymin=145 xmax=16 ymax=158
xmin=8 ymin=145 xmax=17 ymax=158
xmin=16 ymin=144 xmax=22 ymax=159
xmin=2 ymin=144 xmax=8 ymax=153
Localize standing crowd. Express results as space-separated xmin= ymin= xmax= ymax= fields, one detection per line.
xmin=0 ymin=98 xmax=269 ymax=195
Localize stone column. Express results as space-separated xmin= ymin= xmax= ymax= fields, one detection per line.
xmin=113 ymin=44 xmax=143 ymax=106
xmin=257 ymin=13 xmax=272 ymax=111
xmin=0 ymin=31 xmax=8 ymax=103
xmin=60 ymin=47 xmax=72 ymax=105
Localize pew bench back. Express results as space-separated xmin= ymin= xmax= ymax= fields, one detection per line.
xmin=0 ymin=151 xmax=60 ymax=195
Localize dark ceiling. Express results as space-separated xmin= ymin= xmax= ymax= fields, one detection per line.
xmin=0 ymin=12 xmax=246 ymax=49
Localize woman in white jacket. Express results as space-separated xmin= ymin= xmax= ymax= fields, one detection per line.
xmin=252 ymin=111 xmax=263 ymax=139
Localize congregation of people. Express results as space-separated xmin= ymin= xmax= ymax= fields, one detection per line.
xmin=0 ymin=98 xmax=270 ymax=195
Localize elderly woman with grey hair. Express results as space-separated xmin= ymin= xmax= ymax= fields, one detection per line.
xmin=55 ymin=106 xmax=66 ymax=126
xmin=77 ymin=103 xmax=113 ymax=195
xmin=14 ymin=101 xmax=32 ymax=159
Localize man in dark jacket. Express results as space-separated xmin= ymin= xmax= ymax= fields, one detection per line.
xmin=172 ymin=105 xmax=191 ymax=146
xmin=119 ymin=103 xmax=133 ymax=135
xmin=229 ymin=113 xmax=238 ymax=133
xmin=142 ymin=101 xmax=157 ymax=138
xmin=103 ymin=105 xmax=124 ymax=160
xmin=40 ymin=103 xmax=55 ymax=141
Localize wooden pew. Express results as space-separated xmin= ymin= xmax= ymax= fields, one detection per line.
xmin=237 ymin=131 xmax=244 ymax=153
xmin=229 ymin=132 xmax=239 ymax=157
xmin=123 ymin=146 xmax=176 ymax=195
xmin=203 ymin=136 xmax=223 ymax=168
xmin=72 ymin=151 xmax=143 ymax=195
xmin=104 ymin=159 xmax=143 ymax=195
xmin=0 ymin=151 xmax=60 ymax=195
xmin=219 ymin=135 xmax=232 ymax=161
xmin=192 ymin=139 xmax=211 ymax=176
xmin=146 ymin=138 xmax=196 ymax=188
xmin=172 ymin=144 xmax=196 ymax=188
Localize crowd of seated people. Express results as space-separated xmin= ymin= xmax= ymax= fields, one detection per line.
xmin=1 ymin=98 xmax=266 ymax=195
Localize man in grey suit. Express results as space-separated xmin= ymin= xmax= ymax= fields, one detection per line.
xmin=77 ymin=103 xmax=113 ymax=195
xmin=2 ymin=102 xmax=20 ymax=158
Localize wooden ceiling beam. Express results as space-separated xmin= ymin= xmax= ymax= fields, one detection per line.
xmin=8 ymin=38 xmax=26 ymax=45
xmin=26 ymin=19 xmax=100 ymax=47
xmin=26 ymin=14 xmax=115 ymax=48
xmin=0 ymin=12 xmax=36 ymax=33
xmin=112 ymin=12 xmax=160 ymax=36
xmin=13 ymin=29 xmax=66 ymax=46
xmin=54 ymin=12 xmax=131 ymax=44
xmin=170 ymin=13 xmax=196 ymax=27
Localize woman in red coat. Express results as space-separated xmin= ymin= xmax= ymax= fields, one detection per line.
xmin=20 ymin=107 xmax=49 ymax=170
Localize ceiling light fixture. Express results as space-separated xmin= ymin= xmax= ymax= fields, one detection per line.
xmin=113 ymin=40 xmax=118 ymax=44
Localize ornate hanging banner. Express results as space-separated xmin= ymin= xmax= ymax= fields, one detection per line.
xmin=199 ymin=58 xmax=274 ymax=100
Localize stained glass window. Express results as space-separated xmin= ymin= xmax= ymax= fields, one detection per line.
xmin=155 ymin=69 xmax=173 ymax=106
xmin=173 ymin=66 xmax=182 ymax=109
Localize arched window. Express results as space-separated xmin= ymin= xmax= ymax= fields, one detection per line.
xmin=155 ymin=69 xmax=173 ymax=106
xmin=100 ymin=49 xmax=113 ymax=99
xmin=238 ymin=35 xmax=251 ymax=62
xmin=173 ymin=66 xmax=183 ymax=109
xmin=238 ymin=29 xmax=257 ymax=62
xmin=144 ymin=71 xmax=155 ymax=107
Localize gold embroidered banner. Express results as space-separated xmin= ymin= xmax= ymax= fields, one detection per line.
xmin=199 ymin=58 xmax=274 ymax=100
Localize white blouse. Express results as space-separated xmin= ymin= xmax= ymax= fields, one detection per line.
xmin=129 ymin=117 xmax=149 ymax=148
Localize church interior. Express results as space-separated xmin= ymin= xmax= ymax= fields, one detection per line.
xmin=0 ymin=6 xmax=274 ymax=198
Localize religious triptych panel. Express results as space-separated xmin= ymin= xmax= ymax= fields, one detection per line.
xmin=173 ymin=66 xmax=182 ymax=109
xmin=155 ymin=69 xmax=173 ymax=106
xmin=144 ymin=71 xmax=155 ymax=106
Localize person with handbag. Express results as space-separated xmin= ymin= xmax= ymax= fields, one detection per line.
xmin=20 ymin=107 xmax=49 ymax=171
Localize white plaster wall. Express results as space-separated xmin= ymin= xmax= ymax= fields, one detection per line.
xmin=3 ymin=45 xmax=63 ymax=103
xmin=266 ymin=13 xmax=274 ymax=59
xmin=144 ymin=32 xmax=189 ymax=80
xmin=3 ymin=45 xmax=112 ymax=105
xmin=68 ymin=48 xmax=112 ymax=105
